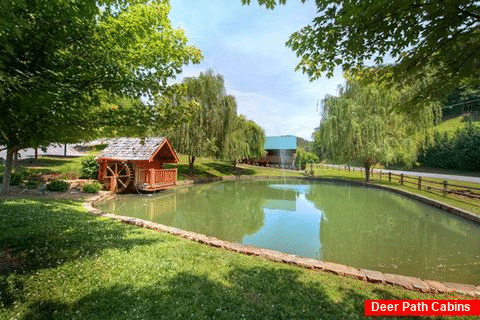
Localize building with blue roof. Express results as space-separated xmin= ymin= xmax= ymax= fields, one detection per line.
xmin=246 ymin=135 xmax=297 ymax=168
xmin=264 ymin=135 xmax=297 ymax=150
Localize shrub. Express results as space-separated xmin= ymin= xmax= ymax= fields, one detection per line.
xmin=418 ymin=124 xmax=480 ymax=171
xmin=46 ymin=179 xmax=71 ymax=192
xmin=10 ymin=169 xmax=30 ymax=186
xmin=82 ymin=182 xmax=102 ymax=193
xmin=25 ymin=179 xmax=42 ymax=189
xmin=80 ymin=156 xmax=99 ymax=180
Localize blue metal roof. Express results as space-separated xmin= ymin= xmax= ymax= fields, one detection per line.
xmin=264 ymin=135 xmax=297 ymax=150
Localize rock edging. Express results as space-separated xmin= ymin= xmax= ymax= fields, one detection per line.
xmin=84 ymin=183 xmax=480 ymax=297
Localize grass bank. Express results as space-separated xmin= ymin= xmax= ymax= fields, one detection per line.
xmin=166 ymin=154 xmax=303 ymax=181
xmin=313 ymin=165 xmax=480 ymax=217
xmin=0 ymin=199 xmax=472 ymax=320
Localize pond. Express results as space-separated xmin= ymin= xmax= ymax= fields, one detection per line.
xmin=97 ymin=179 xmax=480 ymax=285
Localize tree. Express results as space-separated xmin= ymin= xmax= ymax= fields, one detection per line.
xmin=0 ymin=0 xmax=201 ymax=193
xmin=317 ymin=81 xmax=433 ymax=181
xmin=443 ymin=84 xmax=480 ymax=118
xmin=221 ymin=115 xmax=265 ymax=168
xmin=242 ymin=0 xmax=480 ymax=88
xmin=295 ymin=147 xmax=318 ymax=171
xmin=243 ymin=119 xmax=266 ymax=159
xmin=166 ymin=70 xmax=230 ymax=173
xmin=166 ymin=70 xmax=266 ymax=173
xmin=222 ymin=115 xmax=249 ymax=169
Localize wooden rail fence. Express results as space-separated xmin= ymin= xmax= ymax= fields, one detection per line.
xmin=320 ymin=164 xmax=480 ymax=200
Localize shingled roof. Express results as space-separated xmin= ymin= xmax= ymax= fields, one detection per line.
xmin=97 ymin=137 xmax=171 ymax=161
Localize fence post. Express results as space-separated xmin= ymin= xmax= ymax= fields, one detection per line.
xmin=418 ymin=176 xmax=422 ymax=190
xmin=379 ymin=170 xmax=382 ymax=180
xmin=443 ymin=180 xmax=448 ymax=197
xmin=400 ymin=173 xmax=404 ymax=185
xmin=388 ymin=172 xmax=391 ymax=182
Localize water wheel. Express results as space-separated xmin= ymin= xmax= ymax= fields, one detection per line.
xmin=103 ymin=162 xmax=133 ymax=193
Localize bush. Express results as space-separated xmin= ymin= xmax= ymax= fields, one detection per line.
xmin=10 ymin=169 xmax=30 ymax=186
xmin=418 ymin=124 xmax=480 ymax=171
xmin=0 ymin=167 xmax=41 ymax=185
xmin=25 ymin=179 xmax=42 ymax=189
xmin=82 ymin=182 xmax=102 ymax=193
xmin=46 ymin=179 xmax=71 ymax=192
xmin=80 ymin=156 xmax=99 ymax=179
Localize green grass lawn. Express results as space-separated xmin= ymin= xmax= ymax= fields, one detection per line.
xmin=0 ymin=199 xmax=472 ymax=320
xmin=166 ymin=154 xmax=303 ymax=181
xmin=435 ymin=113 xmax=480 ymax=138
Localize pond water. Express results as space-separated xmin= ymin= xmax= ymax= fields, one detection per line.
xmin=97 ymin=180 xmax=480 ymax=285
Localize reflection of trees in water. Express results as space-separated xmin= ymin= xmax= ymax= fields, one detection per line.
xmin=306 ymin=183 xmax=480 ymax=284
xmin=174 ymin=181 xmax=267 ymax=242
xmin=100 ymin=192 xmax=178 ymax=226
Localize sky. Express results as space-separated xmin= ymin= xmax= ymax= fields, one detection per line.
xmin=168 ymin=0 xmax=345 ymax=140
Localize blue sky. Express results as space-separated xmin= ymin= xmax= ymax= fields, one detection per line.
xmin=168 ymin=0 xmax=345 ymax=140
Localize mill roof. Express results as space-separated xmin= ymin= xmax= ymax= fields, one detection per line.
xmin=97 ymin=137 xmax=177 ymax=162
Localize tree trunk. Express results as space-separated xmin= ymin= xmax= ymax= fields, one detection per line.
xmin=189 ymin=155 xmax=195 ymax=174
xmin=64 ymin=144 xmax=67 ymax=157
xmin=364 ymin=160 xmax=371 ymax=182
xmin=34 ymin=148 xmax=38 ymax=161
xmin=1 ymin=148 xmax=15 ymax=194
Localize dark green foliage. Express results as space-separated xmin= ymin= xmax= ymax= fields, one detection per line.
xmin=25 ymin=179 xmax=42 ymax=189
xmin=46 ymin=180 xmax=70 ymax=192
xmin=419 ymin=124 xmax=480 ymax=171
xmin=80 ymin=156 xmax=99 ymax=180
xmin=295 ymin=148 xmax=319 ymax=171
xmin=243 ymin=0 xmax=480 ymax=91
xmin=443 ymin=85 xmax=480 ymax=118
xmin=82 ymin=182 xmax=102 ymax=193
xmin=9 ymin=169 xmax=32 ymax=186
xmin=0 ymin=167 xmax=39 ymax=186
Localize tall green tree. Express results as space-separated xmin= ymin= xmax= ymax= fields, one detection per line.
xmin=166 ymin=70 xmax=266 ymax=173
xmin=166 ymin=70 xmax=230 ymax=173
xmin=222 ymin=115 xmax=248 ymax=168
xmin=317 ymin=81 xmax=434 ymax=181
xmin=243 ymin=119 xmax=266 ymax=159
xmin=0 ymin=0 xmax=201 ymax=193
xmin=242 ymin=0 xmax=480 ymax=90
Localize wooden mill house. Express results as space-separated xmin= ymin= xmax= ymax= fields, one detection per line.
xmin=96 ymin=137 xmax=178 ymax=193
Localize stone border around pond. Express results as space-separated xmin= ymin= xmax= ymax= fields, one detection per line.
xmin=84 ymin=176 xmax=480 ymax=297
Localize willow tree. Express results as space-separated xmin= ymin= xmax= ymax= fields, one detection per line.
xmin=317 ymin=81 xmax=434 ymax=182
xmin=167 ymin=71 xmax=266 ymax=172
xmin=243 ymin=119 xmax=266 ymax=159
xmin=222 ymin=115 xmax=248 ymax=168
xmin=166 ymin=70 xmax=234 ymax=173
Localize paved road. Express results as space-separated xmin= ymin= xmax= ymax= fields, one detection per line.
xmin=0 ymin=144 xmax=84 ymax=160
xmin=322 ymin=164 xmax=480 ymax=184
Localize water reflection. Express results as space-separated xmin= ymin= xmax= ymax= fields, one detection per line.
xmin=243 ymin=184 xmax=324 ymax=260
xmin=97 ymin=180 xmax=480 ymax=285
xmin=307 ymin=183 xmax=480 ymax=284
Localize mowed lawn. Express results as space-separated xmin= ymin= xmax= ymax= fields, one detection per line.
xmin=0 ymin=199 xmax=472 ymax=320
